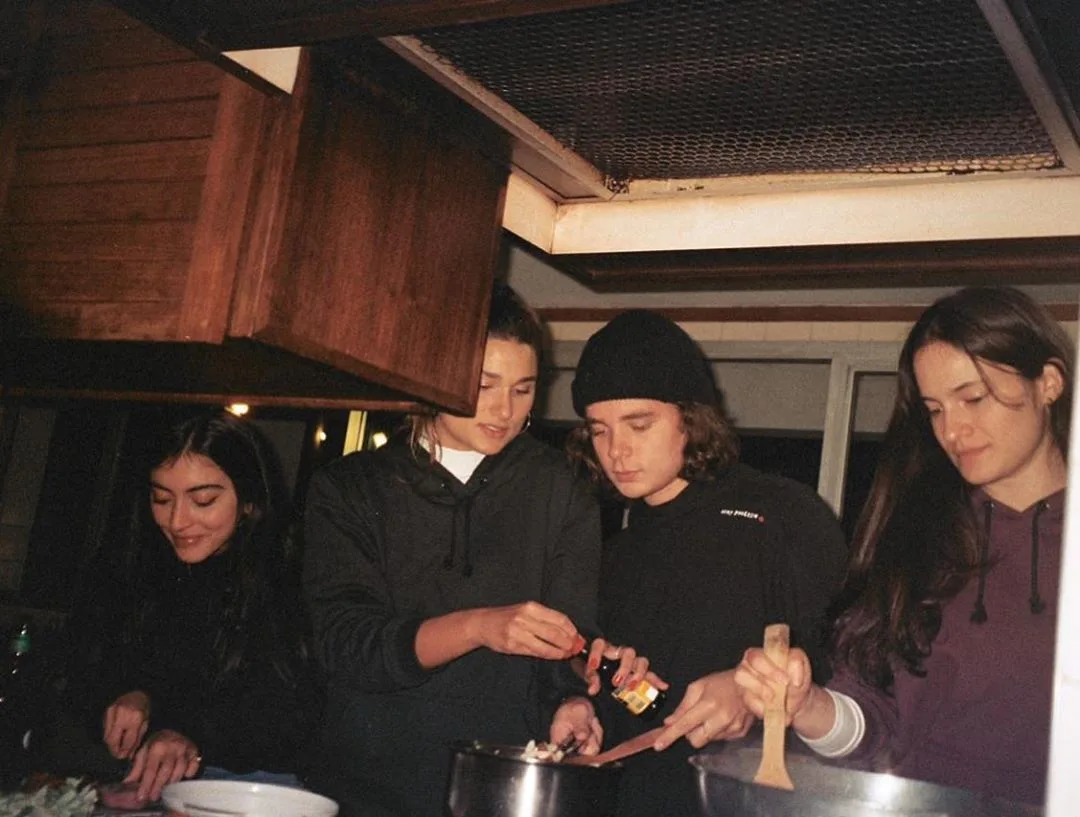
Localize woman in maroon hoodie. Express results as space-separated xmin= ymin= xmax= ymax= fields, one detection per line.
xmin=735 ymin=285 xmax=1072 ymax=806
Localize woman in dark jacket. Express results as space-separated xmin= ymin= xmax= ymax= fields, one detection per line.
xmin=302 ymin=284 xmax=613 ymax=817
xmin=84 ymin=411 xmax=319 ymax=804
xmin=736 ymin=285 xmax=1072 ymax=805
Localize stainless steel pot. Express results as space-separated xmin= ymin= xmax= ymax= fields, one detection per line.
xmin=691 ymin=747 xmax=1042 ymax=817
xmin=447 ymin=741 xmax=623 ymax=817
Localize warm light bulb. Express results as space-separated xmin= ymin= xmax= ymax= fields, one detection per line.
xmin=226 ymin=403 xmax=250 ymax=417
xmin=315 ymin=426 xmax=328 ymax=445
xmin=370 ymin=431 xmax=389 ymax=449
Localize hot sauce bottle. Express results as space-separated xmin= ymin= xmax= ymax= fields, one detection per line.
xmin=574 ymin=635 xmax=667 ymax=719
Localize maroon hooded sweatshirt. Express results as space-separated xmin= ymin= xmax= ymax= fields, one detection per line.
xmin=828 ymin=488 xmax=1064 ymax=805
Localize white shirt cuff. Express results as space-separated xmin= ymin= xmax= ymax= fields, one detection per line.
xmin=799 ymin=688 xmax=865 ymax=759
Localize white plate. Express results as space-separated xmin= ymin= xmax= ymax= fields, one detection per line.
xmin=161 ymin=780 xmax=339 ymax=817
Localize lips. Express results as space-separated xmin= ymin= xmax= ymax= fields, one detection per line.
xmin=952 ymin=446 xmax=987 ymax=469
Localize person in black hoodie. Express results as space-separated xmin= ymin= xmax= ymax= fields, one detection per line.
xmin=567 ymin=309 xmax=848 ymax=817
xmin=303 ymin=284 xmax=623 ymax=817
xmin=81 ymin=410 xmax=319 ymax=804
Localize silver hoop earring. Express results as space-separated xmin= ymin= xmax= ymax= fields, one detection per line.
xmin=522 ymin=413 xmax=532 ymax=433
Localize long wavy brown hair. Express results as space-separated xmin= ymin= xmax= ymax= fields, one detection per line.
xmin=833 ymin=286 xmax=1073 ymax=690
xmin=566 ymin=401 xmax=740 ymax=492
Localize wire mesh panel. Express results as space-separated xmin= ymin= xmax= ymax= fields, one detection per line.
xmin=415 ymin=0 xmax=1060 ymax=183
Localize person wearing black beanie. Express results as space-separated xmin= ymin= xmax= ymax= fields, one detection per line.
xmin=567 ymin=309 xmax=847 ymax=817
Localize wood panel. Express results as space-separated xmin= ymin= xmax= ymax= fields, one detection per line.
xmin=5 ymin=222 xmax=195 ymax=261
xmin=0 ymin=259 xmax=188 ymax=302
xmin=233 ymin=48 xmax=509 ymax=412
xmin=40 ymin=26 xmax=194 ymax=73
xmin=5 ymin=179 xmax=203 ymax=223
xmin=0 ymin=301 xmax=182 ymax=340
xmin=19 ymin=98 xmax=219 ymax=147
xmin=26 ymin=60 xmax=221 ymax=111
xmin=10 ymin=140 xmax=210 ymax=186
xmin=177 ymin=73 xmax=269 ymax=343
xmin=0 ymin=339 xmax=424 ymax=410
xmin=45 ymin=0 xmax=143 ymax=36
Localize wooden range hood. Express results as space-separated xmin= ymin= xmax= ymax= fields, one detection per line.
xmin=111 ymin=0 xmax=1080 ymax=289
xmin=1 ymin=2 xmax=511 ymax=412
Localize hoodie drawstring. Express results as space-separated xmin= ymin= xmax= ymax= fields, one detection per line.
xmin=970 ymin=500 xmax=992 ymax=624
xmin=441 ymin=483 xmax=479 ymax=577
xmin=1030 ymin=500 xmax=1049 ymax=614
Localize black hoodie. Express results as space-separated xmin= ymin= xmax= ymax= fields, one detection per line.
xmin=302 ymin=433 xmax=601 ymax=817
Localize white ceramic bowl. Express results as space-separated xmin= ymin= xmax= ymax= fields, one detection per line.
xmin=161 ymin=780 xmax=339 ymax=817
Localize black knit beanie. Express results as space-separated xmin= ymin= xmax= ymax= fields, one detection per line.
xmin=571 ymin=309 xmax=717 ymax=417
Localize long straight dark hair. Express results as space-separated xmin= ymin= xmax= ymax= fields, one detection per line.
xmin=834 ymin=286 xmax=1073 ymax=690
xmin=124 ymin=410 xmax=308 ymax=686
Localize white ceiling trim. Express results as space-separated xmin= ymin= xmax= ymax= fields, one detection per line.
xmin=503 ymin=174 xmax=1080 ymax=253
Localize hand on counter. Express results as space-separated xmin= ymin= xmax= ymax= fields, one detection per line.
xmin=123 ymin=729 xmax=201 ymax=803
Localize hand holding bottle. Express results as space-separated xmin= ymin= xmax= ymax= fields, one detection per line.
xmin=574 ymin=636 xmax=669 ymax=718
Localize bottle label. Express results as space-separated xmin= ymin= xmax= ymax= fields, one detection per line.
xmin=612 ymin=680 xmax=659 ymax=715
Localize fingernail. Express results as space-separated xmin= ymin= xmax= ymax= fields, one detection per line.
xmin=612 ymin=674 xmax=623 ymax=686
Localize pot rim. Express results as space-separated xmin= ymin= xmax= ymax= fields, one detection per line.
xmin=450 ymin=740 xmax=625 ymax=773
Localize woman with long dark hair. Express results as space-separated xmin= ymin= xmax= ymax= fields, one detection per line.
xmin=89 ymin=411 xmax=319 ymax=803
xmin=735 ymin=286 xmax=1072 ymax=805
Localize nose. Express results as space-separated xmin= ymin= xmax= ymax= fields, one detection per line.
xmin=606 ymin=427 xmax=632 ymax=461
xmin=490 ymin=388 xmax=513 ymax=421
xmin=169 ymin=502 xmax=193 ymax=533
xmin=940 ymin=408 xmax=970 ymax=443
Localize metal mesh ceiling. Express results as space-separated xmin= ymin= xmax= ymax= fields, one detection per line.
xmin=415 ymin=0 xmax=1061 ymax=185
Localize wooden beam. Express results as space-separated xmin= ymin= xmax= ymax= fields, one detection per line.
xmin=547 ymin=236 xmax=1080 ymax=291
xmin=538 ymin=302 xmax=1080 ymax=324
xmin=212 ymin=0 xmax=638 ymax=51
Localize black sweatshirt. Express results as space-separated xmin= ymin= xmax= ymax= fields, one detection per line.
xmin=596 ymin=464 xmax=848 ymax=817
xmin=302 ymin=434 xmax=601 ymax=817
xmin=82 ymin=548 xmax=319 ymax=776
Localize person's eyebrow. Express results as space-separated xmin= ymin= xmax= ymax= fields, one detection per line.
xmin=481 ymin=369 xmax=538 ymax=382
xmin=618 ymin=410 xmax=657 ymax=421
xmin=921 ymin=379 xmax=984 ymax=401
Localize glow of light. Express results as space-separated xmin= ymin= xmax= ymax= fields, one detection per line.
xmin=370 ymin=431 xmax=389 ymax=450
xmin=226 ymin=403 xmax=250 ymax=417
xmin=315 ymin=425 xmax=327 ymax=445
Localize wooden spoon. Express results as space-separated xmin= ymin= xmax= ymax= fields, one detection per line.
xmin=563 ymin=726 xmax=664 ymax=766
xmin=752 ymin=623 xmax=795 ymax=791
